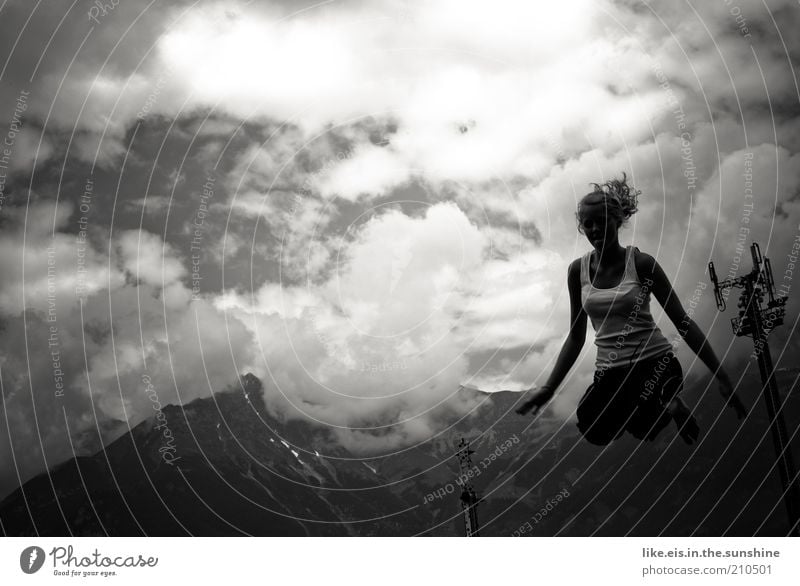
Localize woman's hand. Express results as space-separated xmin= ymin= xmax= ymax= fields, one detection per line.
xmin=515 ymin=385 xmax=554 ymax=416
xmin=717 ymin=370 xmax=747 ymax=420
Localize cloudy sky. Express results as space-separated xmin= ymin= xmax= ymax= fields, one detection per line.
xmin=1 ymin=0 xmax=799 ymax=500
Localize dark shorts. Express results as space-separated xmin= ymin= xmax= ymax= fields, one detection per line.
xmin=576 ymin=351 xmax=684 ymax=445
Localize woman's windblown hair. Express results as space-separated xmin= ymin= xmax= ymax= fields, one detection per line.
xmin=576 ymin=172 xmax=641 ymax=234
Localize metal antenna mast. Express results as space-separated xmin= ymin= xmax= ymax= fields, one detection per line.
xmin=456 ymin=438 xmax=481 ymax=536
xmin=709 ymin=242 xmax=799 ymax=536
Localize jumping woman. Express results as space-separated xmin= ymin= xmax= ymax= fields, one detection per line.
xmin=516 ymin=174 xmax=747 ymax=445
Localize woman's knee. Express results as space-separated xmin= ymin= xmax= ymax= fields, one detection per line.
xmin=659 ymin=363 xmax=684 ymax=403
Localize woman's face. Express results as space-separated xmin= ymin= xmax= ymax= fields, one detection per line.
xmin=579 ymin=203 xmax=619 ymax=251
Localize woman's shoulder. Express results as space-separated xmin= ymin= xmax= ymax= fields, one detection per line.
xmin=569 ymin=253 xmax=590 ymax=275
xmin=567 ymin=256 xmax=585 ymax=288
xmin=571 ymin=248 xmax=593 ymax=265
xmin=568 ymin=257 xmax=580 ymax=277
xmin=631 ymin=246 xmax=658 ymax=280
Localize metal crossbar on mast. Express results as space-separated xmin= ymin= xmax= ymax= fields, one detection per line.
xmin=709 ymin=242 xmax=799 ymax=536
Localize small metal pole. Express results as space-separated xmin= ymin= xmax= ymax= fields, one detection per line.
xmin=456 ymin=438 xmax=481 ymax=536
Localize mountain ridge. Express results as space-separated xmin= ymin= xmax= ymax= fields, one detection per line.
xmin=3 ymin=368 xmax=798 ymax=536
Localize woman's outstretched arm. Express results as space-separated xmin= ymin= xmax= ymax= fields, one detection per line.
xmin=638 ymin=251 xmax=748 ymax=419
xmin=517 ymin=259 xmax=587 ymax=415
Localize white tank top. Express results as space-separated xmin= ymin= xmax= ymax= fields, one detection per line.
xmin=580 ymin=245 xmax=674 ymax=369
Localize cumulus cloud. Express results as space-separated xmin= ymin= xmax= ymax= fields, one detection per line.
xmin=0 ymin=202 xmax=252 ymax=498
xmin=2 ymin=0 xmax=800 ymax=499
xmin=117 ymin=228 xmax=187 ymax=289
xmin=216 ymin=203 xmax=491 ymax=450
xmin=0 ymin=201 xmax=116 ymax=314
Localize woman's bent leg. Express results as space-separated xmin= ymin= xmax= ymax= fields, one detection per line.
xmin=626 ymin=352 xmax=699 ymax=443
xmin=577 ymin=369 xmax=632 ymax=446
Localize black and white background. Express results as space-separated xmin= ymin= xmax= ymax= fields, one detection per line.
xmin=0 ymin=0 xmax=799 ymax=537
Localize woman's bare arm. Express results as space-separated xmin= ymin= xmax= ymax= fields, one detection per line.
xmin=517 ymin=259 xmax=586 ymax=414
xmin=542 ymin=259 xmax=587 ymax=391
xmin=637 ymin=250 xmax=747 ymax=419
